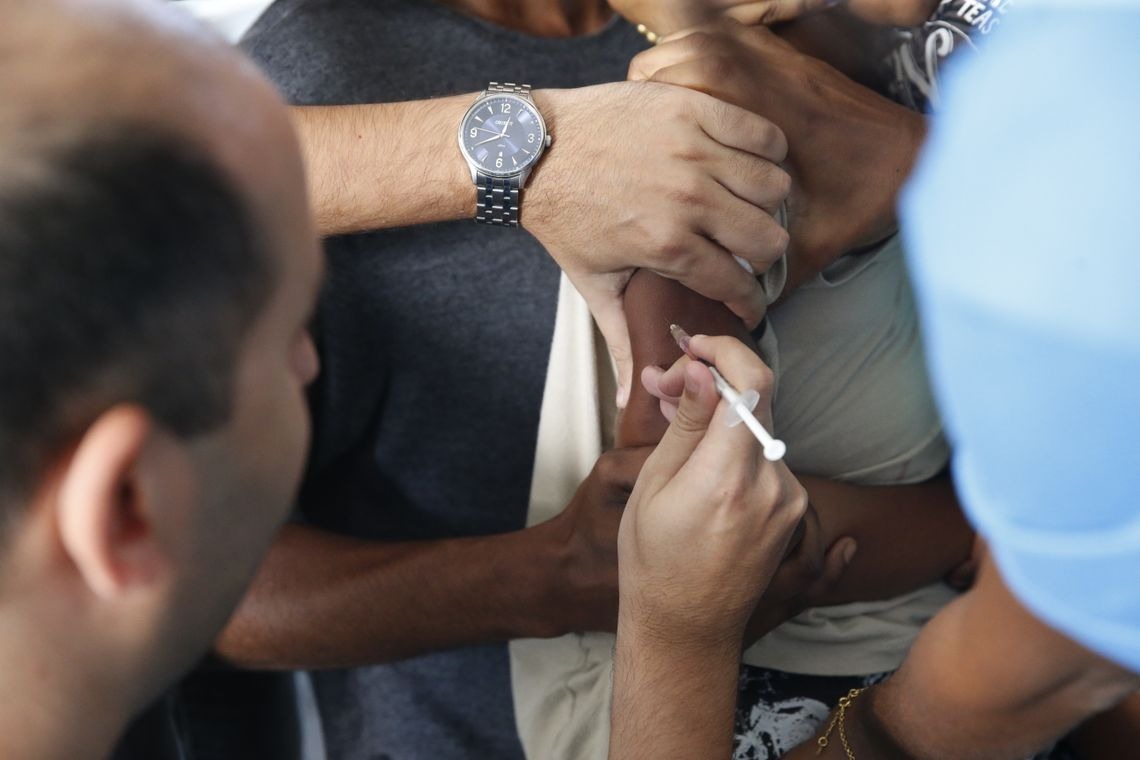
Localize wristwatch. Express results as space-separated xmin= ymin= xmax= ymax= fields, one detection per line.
xmin=457 ymin=82 xmax=551 ymax=226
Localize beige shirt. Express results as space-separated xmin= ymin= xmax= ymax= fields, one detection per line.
xmin=510 ymin=236 xmax=955 ymax=759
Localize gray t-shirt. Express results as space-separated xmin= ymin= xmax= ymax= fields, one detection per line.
xmin=239 ymin=3 xmax=646 ymax=758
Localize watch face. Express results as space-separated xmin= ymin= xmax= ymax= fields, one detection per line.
xmin=459 ymin=94 xmax=546 ymax=177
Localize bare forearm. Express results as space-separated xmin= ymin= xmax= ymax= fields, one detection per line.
xmin=618 ymin=270 xmax=757 ymax=448
xmin=800 ymin=474 xmax=973 ymax=605
xmin=797 ymin=561 xmax=1140 ymax=760
xmin=215 ymin=522 xmax=569 ymax=669
xmin=291 ymin=97 xmax=475 ymax=236
xmin=610 ymin=624 xmax=741 ymax=760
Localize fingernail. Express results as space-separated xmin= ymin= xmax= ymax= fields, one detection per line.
xmin=843 ymin=541 xmax=858 ymax=565
xmin=616 ymin=384 xmax=630 ymax=409
xmin=670 ymin=324 xmax=692 ymax=356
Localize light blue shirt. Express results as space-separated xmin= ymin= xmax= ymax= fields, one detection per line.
xmin=902 ymin=4 xmax=1140 ymax=672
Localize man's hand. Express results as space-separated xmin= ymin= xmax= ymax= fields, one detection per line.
xmin=629 ymin=20 xmax=926 ymax=289
xmin=641 ymin=357 xmax=857 ymax=644
xmin=543 ymin=446 xmax=654 ymax=634
xmin=610 ymin=335 xmax=808 ymax=759
xmin=526 ymin=82 xmax=791 ymax=404
xmin=618 ymin=335 xmax=806 ymax=648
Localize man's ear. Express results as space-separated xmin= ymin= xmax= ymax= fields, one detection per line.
xmin=56 ymin=405 xmax=171 ymax=600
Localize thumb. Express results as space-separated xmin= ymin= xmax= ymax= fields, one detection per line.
xmin=586 ymin=288 xmax=634 ymax=408
xmin=641 ymin=361 xmax=720 ymax=487
xmin=803 ymin=537 xmax=858 ymax=602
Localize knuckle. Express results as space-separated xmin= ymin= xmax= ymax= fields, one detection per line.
xmin=667 ymin=138 xmax=709 ymax=165
xmin=761 ymin=120 xmax=789 ymax=162
xmin=593 ymin=452 xmax=618 ymax=482
xmin=701 ymin=55 xmax=738 ymax=86
xmin=686 ymin=31 xmax=719 ymax=57
xmin=663 ymin=174 xmax=705 ymax=208
xmin=651 ymin=221 xmax=691 ymax=264
xmin=713 ymin=15 xmax=745 ymax=34
xmin=772 ymin=127 xmax=790 ymax=162
xmin=782 ymin=485 xmax=810 ymax=523
xmin=757 ymin=2 xmax=786 ymax=25
xmin=711 ymin=99 xmax=743 ymax=136
xmin=741 ymin=361 xmax=775 ymax=398
xmin=757 ymin=363 xmax=776 ymax=393
xmin=661 ymin=85 xmax=695 ymax=117
xmin=748 ymin=220 xmax=788 ymax=265
xmin=769 ymin=166 xmax=793 ymax=201
xmin=722 ymin=274 xmax=754 ymax=305
xmin=767 ymin=224 xmax=791 ymax=258
xmin=716 ymin=475 xmax=751 ymax=508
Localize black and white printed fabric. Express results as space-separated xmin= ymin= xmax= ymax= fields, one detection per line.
xmin=883 ymin=0 xmax=1014 ymax=112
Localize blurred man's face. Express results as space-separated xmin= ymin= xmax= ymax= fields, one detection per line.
xmin=149 ymin=58 xmax=324 ymax=670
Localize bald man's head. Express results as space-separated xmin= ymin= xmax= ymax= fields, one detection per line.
xmin=0 ymin=0 xmax=297 ymax=223
xmin=0 ymin=0 xmax=308 ymax=514
xmin=0 ymin=2 xmax=320 ymax=736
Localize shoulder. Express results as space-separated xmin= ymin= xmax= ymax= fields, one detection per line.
xmin=241 ymin=0 xmax=428 ymax=100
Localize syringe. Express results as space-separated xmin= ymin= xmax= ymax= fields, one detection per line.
xmin=669 ymin=324 xmax=787 ymax=462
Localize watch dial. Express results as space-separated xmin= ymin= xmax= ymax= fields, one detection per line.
xmin=460 ymin=95 xmax=544 ymax=176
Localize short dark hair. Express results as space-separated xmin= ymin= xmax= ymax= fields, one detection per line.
xmin=0 ymin=123 xmax=277 ymax=508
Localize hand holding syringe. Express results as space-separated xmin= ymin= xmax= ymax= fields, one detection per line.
xmin=668 ymin=324 xmax=787 ymax=462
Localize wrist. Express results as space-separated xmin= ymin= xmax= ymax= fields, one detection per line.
xmin=616 ymin=612 xmax=742 ymax=676
xmin=836 ymin=685 xmax=911 ymax=760
xmin=513 ymin=518 xmax=576 ymax=639
xmin=437 ymin=95 xmax=480 ymax=219
xmin=611 ymin=608 xmax=742 ymax=760
xmin=518 ymin=87 xmax=570 ymax=236
xmin=521 ymin=512 xmax=617 ymax=638
xmin=617 ymin=599 xmax=746 ymax=662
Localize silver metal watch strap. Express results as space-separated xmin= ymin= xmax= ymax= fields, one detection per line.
xmin=473 ymin=82 xmax=529 ymax=226
xmin=487 ymin=81 xmax=532 ymax=99
xmin=475 ymin=173 xmax=520 ymax=227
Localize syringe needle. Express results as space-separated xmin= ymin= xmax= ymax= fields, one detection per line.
xmin=669 ymin=324 xmax=787 ymax=462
